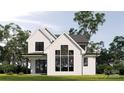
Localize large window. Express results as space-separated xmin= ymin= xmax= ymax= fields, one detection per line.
xmin=84 ymin=57 xmax=88 ymax=66
xmin=55 ymin=45 xmax=74 ymax=72
xmin=35 ymin=42 xmax=44 ymax=51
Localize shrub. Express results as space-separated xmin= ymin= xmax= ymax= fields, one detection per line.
xmin=113 ymin=63 xmax=124 ymax=75
xmin=6 ymin=72 xmax=14 ymax=75
xmin=0 ymin=65 xmax=4 ymax=73
xmin=104 ymin=66 xmax=113 ymax=75
xmin=113 ymin=63 xmax=124 ymax=71
xmin=0 ymin=64 xmax=30 ymax=74
xmin=96 ymin=64 xmax=109 ymax=74
xmin=18 ymin=72 xmax=24 ymax=75
xmin=2 ymin=64 xmax=16 ymax=73
xmin=16 ymin=66 xmax=30 ymax=74
xmin=119 ymin=68 xmax=124 ymax=75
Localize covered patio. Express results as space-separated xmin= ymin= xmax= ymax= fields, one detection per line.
xmin=23 ymin=53 xmax=47 ymax=74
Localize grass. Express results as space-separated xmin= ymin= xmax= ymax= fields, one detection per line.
xmin=0 ymin=74 xmax=124 ymax=81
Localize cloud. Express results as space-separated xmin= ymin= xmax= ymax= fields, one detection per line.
xmin=0 ymin=0 xmax=66 ymax=34
xmin=0 ymin=0 xmax=48 ymax=21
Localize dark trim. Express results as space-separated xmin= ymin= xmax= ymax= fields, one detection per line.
xmin=45 ymin=28 xmax=57 ymax=39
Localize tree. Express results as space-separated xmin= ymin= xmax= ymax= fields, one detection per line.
xmin=96 ymin=48 xmax=110 ymax=65
xmin=72 ymin=11 xmax=105 ymax=39
xmin=109 ymin=36 xmax=124 ymax=64
xmin=0 ymin=23 xmax=30 ymax=65
xmin=87 ymin=41 xmax=104 ymax=54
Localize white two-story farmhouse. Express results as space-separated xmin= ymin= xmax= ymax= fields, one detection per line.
xmin=24 ymin=27 xmax=97 ymax=75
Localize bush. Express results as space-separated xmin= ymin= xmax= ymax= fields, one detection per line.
xmin=0 ymin=65 xmax=4 ymax=73
xmin=6 ymin=72 xmax=14 ymax=75
xmin=119 ymin=68 xmax=124 ymax=75
xmin=113 ymin=63 xmax=124 ymax=71
xmin=15 ymin=66 xmax=30 ymax=74
xmin=104 ymin=66 xmax=113 ymax=75
xmin=18 ymin=72 xmax=24 ymax=75
xmin=113 ymin=63 xmax=124 ymax=75
xmin=96 ymin=64 xmax=109 ymax=74
xmin=2 ymin=64 xmax=16 ymax=73
xmin=0 ymin=64 xmax=30 ymax=74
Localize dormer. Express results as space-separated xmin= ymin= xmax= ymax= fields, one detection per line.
xmin=26 ymin=27 xmax=57 ymax=53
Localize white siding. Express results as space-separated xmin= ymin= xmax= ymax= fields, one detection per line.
xmin=27 ymin=31 xmax=51 ymax=53
xmin=83 ymin=57 xmax=96 ymax=75
xmin=47 ymin=34 xmax=82 ymax=75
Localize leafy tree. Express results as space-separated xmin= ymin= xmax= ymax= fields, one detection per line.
xmin=97 ymin=48 xmax=110 ymax=65
xmin=70 ymin=11 xmax=105 ymax=39
xmin=109 ymin=36 xmax=124 ymax=64
xmin=0 ymin=23 xmax=30 ymax=65
xmin=87 ymin=41 xmax=104 ymax=54
xmin=69 ymin=28 xmax=77 ymax=35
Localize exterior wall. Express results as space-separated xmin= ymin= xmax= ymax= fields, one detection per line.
xmin=47 ymin=34 xmax=83 ymax=75
xmin=83 ymin=57 xmax=96 ymax=75
xmin=27 ymin=31 xmax=51 ymax=53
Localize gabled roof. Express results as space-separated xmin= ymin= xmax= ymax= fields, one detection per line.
xmin=64 ymin=33 xmax=85 ymax=53
xmin=45 ymin=33 xmax=85 ymax=54
xmin=55 ymin=34 xmax=89 ymax=43
xmin=26 ymin=27 xmax=57 ymax=42
xmin=70 ymin=34 xmax=89 ymax=43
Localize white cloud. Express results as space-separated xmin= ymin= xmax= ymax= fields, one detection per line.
xmin=10 ymin=19 xmax=41 ymax=24
xmin=0 ymin=0 xmax=48 ymax=21
xmin=0 ymin=0 xmax=63 ymax=33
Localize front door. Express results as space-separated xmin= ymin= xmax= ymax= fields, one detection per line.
xmin=35 ymin=59 xmax=47 ymax=74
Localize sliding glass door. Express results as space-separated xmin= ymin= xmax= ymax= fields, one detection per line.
xmin=35 ymin=60 xmax=47 ymax=73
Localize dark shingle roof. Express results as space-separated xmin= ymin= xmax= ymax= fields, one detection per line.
xmin=55 ymin=34 xmax=60 ymax=38
xmin=55 ymin=34 xmax=89 ymax=43
xmin=70 ymin=34 xmax=89 ymax=43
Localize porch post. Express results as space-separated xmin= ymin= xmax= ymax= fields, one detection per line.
xmin=30 ymin=59 xmax=36 ymax=74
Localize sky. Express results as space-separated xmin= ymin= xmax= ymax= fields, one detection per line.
xmin=0 ymin=0 xmax=124 ymax=48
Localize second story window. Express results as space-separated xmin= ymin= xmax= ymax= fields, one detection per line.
xmin=35 ymin=42 xmax=44 ymax=51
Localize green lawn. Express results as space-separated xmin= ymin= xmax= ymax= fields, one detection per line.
xmin=0 ymin=74 xmax=124 ymax=81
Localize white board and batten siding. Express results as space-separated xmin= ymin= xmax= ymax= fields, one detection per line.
xmin=83 ymin=56 xmax=96 ymax=75
xmin=46 ymin=34 xmax=83 ymax=75
xmin=27 ymin=30 xmax=51 ymax=53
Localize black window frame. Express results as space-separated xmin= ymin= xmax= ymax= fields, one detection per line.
xmin=55 ymin=50 xmax=60 ymax=55
xmin=35 ymin=42 xmax=44 ymax=51
xmin=84 ymin=57 xmax=88 ymax=66
xmin=55 ymin=45 xmax=74 ymax=72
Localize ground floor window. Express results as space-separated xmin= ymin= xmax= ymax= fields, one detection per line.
xmin=61 ymin=56 xmax=68 ymax=71
xmin=55 ymin=56 xmax=60 ymax=71
xmin=69 ymin=56 xmax=74 ymax=71
xmin=84 ymin=57 xmax=88 ymax=66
